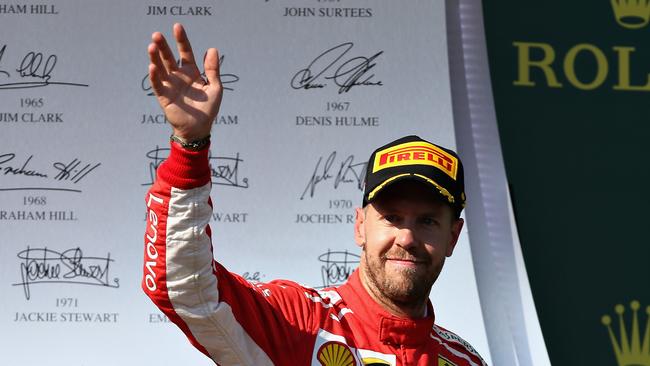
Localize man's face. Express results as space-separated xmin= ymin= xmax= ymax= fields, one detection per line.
xmin=354 ymin=180 xmax=464 ymax=311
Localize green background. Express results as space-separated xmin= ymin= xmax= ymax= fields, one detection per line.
xmin=482 ymin=1 xmax=650 ymax=364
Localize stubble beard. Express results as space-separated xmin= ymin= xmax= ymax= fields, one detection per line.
xmin=363 ymin=249 xmax=439 ymax=306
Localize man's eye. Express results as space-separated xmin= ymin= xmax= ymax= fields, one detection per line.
xmin=383 ymin=215 xmax=399 ymax=223
xmin=420 ymin=217 xmax=438 ymax=226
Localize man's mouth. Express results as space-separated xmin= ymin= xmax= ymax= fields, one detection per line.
xmin=386 ymin=258 xmax=425 ymax=267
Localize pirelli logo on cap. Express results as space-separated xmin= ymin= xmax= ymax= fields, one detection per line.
xmin=372 ymin=141 xmax=458 ymax=179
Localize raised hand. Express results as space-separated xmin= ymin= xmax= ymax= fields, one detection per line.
xmin=147 ymin=23 xmax=222 ymax=141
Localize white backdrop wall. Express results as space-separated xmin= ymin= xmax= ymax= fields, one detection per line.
xmin=0 ymin=1 xmax=492 ymax=364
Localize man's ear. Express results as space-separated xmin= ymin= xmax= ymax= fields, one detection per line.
xmin=445 ymin=218 xmax=464 ymax=257
xmin=354 ymin=207 xmax=366 ymax=247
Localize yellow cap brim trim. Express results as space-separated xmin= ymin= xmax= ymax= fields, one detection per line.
xmin=367 ymin=173 xmax=456 ymax=204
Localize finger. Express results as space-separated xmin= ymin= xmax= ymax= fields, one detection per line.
xmin=148 ymin=43 xmax=168 ymax=79
xmin=148 ymin=64 xmax=168 ymax=101
xmin=203 ymin=48 xmax=221 ymax=86
xmin=173 ymin=23 xmax=199 ymax=72
xmin=152 ymin=31 xmax=178 ymax=73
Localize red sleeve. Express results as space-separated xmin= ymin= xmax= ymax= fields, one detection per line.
xmin=142 ymin=142 xmax=317 ymax=365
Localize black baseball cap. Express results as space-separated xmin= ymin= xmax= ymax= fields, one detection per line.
xmin=362 ymin=135 xmax=466 ymax=215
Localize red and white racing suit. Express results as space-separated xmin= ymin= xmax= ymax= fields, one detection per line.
xmin=143 ymin=143 xmax=487 ymax=366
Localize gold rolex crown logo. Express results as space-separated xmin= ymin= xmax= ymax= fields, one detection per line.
xmin=611 ymin=0 xmax=650 ymax=29
xmin=601 ymin=301 xmax=650 ymax=366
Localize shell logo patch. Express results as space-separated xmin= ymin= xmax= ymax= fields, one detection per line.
xmin=317 ymin=341 xmax=356 ymax=366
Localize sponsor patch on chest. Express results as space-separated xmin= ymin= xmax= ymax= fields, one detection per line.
xmin=438 ymin=354 xmax=457 ymax=366
xmin=312 ymin=329 xmax=396 ymax=366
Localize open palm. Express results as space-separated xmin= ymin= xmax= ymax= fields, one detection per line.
xmin=147 ymin=23 xmax=222 ymax=141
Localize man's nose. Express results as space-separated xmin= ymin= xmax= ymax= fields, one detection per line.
xmin=395 ymin=226 xmax=417 ymax=249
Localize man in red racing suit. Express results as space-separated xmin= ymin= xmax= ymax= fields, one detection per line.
xmin=142 ymin=24 xmax=487 ymax=366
